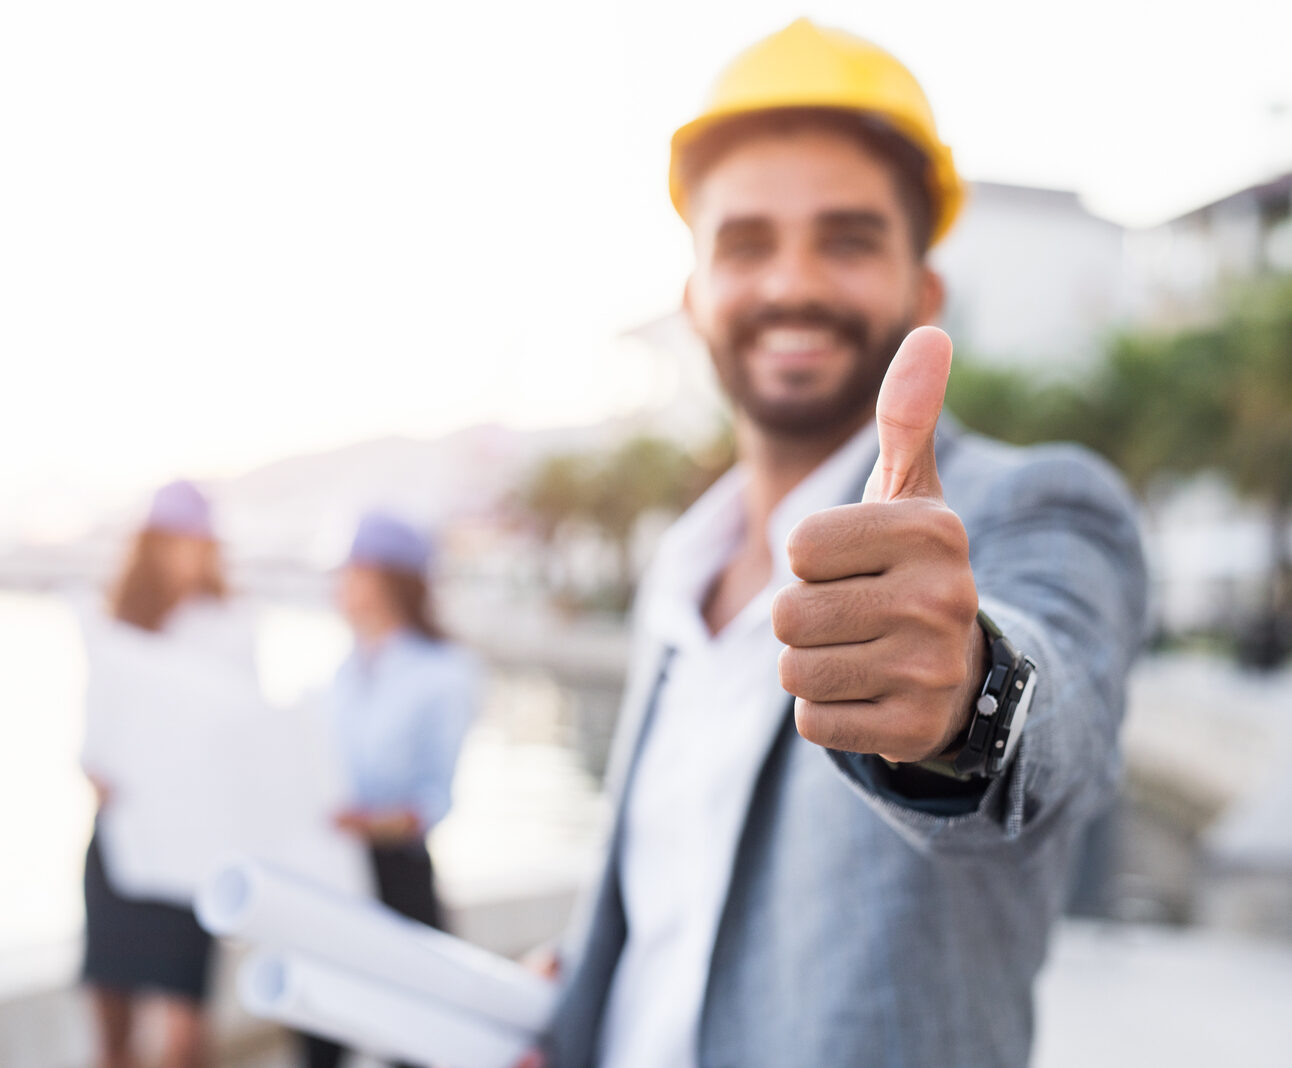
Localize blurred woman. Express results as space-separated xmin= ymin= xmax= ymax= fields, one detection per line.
xmin=81 ymin=480 xmax=253 ymax=1068
xmin=301 ymin=511 xmax=479 ymax=1068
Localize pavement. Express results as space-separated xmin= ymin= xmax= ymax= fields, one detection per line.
xmin=1034 ymin=921 xmax=1292 ymax=1067
xmin=228 ymin=922 xmax=1292 ymax=1068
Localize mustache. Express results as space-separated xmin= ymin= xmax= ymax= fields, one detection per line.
xmin=728 ymin=302 xmax=872 ymax=355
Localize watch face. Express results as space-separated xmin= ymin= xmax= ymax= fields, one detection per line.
xmin=999 ymin=660 xmax=1037 ymax=769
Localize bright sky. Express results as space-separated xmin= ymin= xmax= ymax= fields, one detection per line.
xmin=2 ymin=0 xmax=1289 ymax=539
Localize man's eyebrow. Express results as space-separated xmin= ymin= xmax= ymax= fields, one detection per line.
xmin=713 ymin=215 xmax=772 ymax=238
xmin=817 ymin=209 xmax=890 ymax=231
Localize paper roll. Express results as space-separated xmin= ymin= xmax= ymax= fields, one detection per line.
xmin=198 ymin=859 xmax=555 ymax=1033
xmin=241 ymin=950 xmax=533 ymax=1068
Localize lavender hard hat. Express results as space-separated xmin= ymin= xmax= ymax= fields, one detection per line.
xmin=347 ymin=511 xmax=432 ymax=575
xmin=145 ymin=480 xmax=214 ymax=539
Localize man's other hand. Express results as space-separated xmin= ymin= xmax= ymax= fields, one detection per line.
xmin=521 ymin=945 xmax=562 ymax=981
xmin=772 ymin=326 xmax=986 ymax=763
xmin=508 ymin=948 xmax=560 ymax=1068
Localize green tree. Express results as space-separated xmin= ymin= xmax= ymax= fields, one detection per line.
xmin=948 ymin=277 xmax=1292 ymax=664
xmin=515 ymin=453 xmax=595 ymax=543
xmin=590 ymin=436 xmax=699 ymax=605
xmin=1205 ymin=279 xmax=1292 ymax=660
xmin=944 ymin=356 xmax=1055 ymax=447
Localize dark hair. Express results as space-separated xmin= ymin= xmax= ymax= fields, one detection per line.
xmin=110 ymin=529 xmax=227 ymax=632
xmin=676 ymin=106 xmax=935 ymax=255
xmin=375 ymin=568 xmax=447 ymax=642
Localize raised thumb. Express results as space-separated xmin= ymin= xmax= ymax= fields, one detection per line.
xmin=863 ymin=325 xmax=953 ymax=503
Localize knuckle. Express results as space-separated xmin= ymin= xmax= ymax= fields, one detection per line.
xmin=940 ymin=514 xmax=971 ymax=558
xmin=953 ymin=579 xmax=980 ymax=624
xmin=895 ymin=584 xmax=942 ymax=627
xmin=933 ymin=582 xmax=974 ymax=626
xmin=905 ymin=655 xmax=964 ymax=694
xmin=793 ymin=699 xmax=839 ymax=749
xmin=785 ymin=515 xmax=827 ymax=574
xmin=912 ymin=504 xmax=968 ymax=558
xmin=777 ymin=646 xmax=808 ymax=695
xmin=902 ymin=574 xmax=977 ymax=630
xmin=771 ymin=583 xmax=807 ymax=643
xmin=926 ymin=589 xmax=959 ymax=626
xmin=784 ymin=648 xmax=846 ymax=703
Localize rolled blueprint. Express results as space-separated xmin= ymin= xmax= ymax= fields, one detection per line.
xmin=240 ymin=949 xmax=533 ymax=1068
xmin=197 ymin=858 xmax=555 ymax=1033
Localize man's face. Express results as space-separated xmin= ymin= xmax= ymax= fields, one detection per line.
xmin=684 ymin=128 xmax=941 ymax=439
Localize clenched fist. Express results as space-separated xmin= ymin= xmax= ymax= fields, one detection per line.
xmin=772 ymin=326 xmax=986 ymax=764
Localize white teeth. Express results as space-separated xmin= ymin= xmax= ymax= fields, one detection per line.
xmin=759 ymin=327 xmax=833 ymax=353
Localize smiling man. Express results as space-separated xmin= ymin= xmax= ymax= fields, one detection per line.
xmin=543 ymin=19 xmax=1146 ymax=1068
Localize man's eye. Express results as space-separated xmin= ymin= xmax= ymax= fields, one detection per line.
xmin=718 ymin=238 xmax=772 ymax=260
xmin=824 ymin=233 xmax=880 ymax=255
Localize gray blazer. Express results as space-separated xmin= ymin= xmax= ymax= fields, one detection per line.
xmin=546 ymin=421 xmax=1148 ymax=1068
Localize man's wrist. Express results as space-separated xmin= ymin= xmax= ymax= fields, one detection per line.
xmin=914 ymin=615 xmax=991 ymax=771
xmin=949 ymin=616 xmax=992 ymax=752
xmin=949 ymin=609 xmax=1037 ymax=779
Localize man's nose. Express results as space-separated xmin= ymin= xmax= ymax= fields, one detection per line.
xmin=755 ymin=242 xmax=830 ymax=307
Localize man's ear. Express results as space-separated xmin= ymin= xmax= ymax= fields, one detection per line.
xmin=915 ymin=267 xmax=945 ymax=326
xmin=682 ymin=274 xmax=699 ymax=329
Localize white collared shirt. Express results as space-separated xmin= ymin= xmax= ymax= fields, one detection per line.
xmin=597 ymin=422 xmax=879 ymax=1068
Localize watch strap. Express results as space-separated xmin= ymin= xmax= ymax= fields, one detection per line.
xmin=951 ymin=609 xmax=1035 ymax=779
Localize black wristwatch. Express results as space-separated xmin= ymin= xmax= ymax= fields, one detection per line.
xmin=949 ymin=609 xmax=1037 ymax=779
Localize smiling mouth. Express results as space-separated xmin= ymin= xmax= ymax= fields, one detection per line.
xmin=750 ymin=325 xmax=842 ymax=365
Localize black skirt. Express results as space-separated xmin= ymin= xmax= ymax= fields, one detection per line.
xmin=369 ymin=840 xmax=444 ymax=930
xmin=81 ymin=830 xmax=214 ymax=1002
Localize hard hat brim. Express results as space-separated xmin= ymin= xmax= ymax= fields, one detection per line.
xmin=669 ymin=104 xmax=966 ymax=246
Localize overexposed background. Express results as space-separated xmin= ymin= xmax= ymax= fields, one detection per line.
xmin=2 ymin=0 xmax=1290 ymax=533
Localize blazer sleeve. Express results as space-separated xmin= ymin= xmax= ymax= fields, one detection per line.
xmin=829 ymin=443 xmax=1149 ymax=855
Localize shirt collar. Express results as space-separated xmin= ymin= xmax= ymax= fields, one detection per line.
xmin=342 ymin=627 xmax=421 ymax=678
xmin=642 ymin=421 xmax=879 ymax=650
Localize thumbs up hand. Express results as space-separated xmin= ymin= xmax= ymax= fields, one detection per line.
xmin=771 ymin=327 xmax=986 ymax=763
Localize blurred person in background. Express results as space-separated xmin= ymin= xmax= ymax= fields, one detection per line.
xmin=80 ymin=480 xmax=252 ymax=1068
xmin=299 ymin=510 xmax=479 ymax=1068
xmin=538 ymin=20 xmax=1147 ymax=1068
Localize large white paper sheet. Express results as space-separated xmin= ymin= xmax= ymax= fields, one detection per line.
xmin=80 ymin=608 xmax=369 ymax=905
xmin=240 ymin=950 xmax=533 ymax=1068
xmin=197 ymin=859 xmax=556 ymax=1034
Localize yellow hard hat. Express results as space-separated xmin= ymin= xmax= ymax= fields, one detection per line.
xmin=669 ymin=18 xmax=965 ymax=245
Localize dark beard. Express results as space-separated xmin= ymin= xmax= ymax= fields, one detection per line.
xmin=707 ymin=302 xmax=911 ymax=438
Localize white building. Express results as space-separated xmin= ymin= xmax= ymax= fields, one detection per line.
xmin=1127 ymin=170 xmax=1292 ymax=327
xmin=932 ymin=181 xmax=1131 ymax=366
